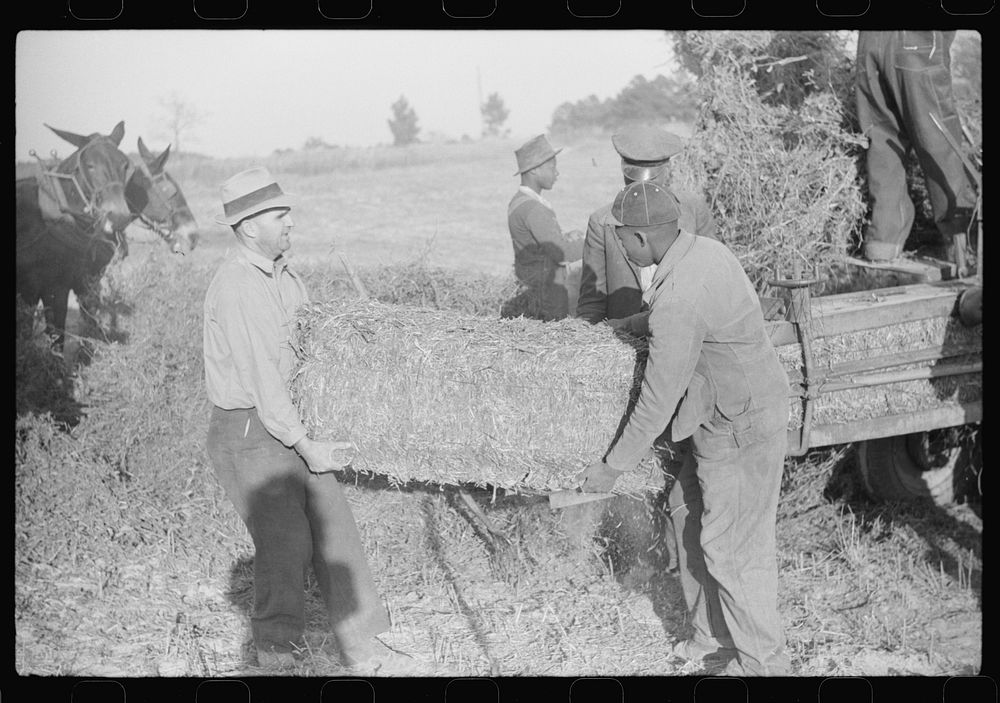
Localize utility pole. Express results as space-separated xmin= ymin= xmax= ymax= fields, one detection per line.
xmin=477 ymin=66 xmax=483 ymax=137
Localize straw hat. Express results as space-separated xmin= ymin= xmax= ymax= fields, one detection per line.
xmin=214 ymin=167 xmax=296 ymax=225
xmin=513 ymin=135 xmax=562 ymax=176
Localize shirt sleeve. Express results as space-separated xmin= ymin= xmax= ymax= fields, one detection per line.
xmin=524 ymin=203 xmax=584 ymax=263
xmin=209 ymin=281 xmax=309 ymax=447
xmin=576 ymin=212 xmax=608 ymax=324
xmin=604 ymin=295 xmax=707 ymax=472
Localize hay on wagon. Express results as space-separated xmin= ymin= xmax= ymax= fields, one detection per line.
xmin=778 ymin=314 xmax=982 ymax=430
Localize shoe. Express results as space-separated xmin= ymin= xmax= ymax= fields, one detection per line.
xmin=343 ymin=637 xmax=420 ymax=676
xmin=668 ymin=639 xmax=737 ymax=665
xmin=257 ymin=649 xmax=296 ymax=669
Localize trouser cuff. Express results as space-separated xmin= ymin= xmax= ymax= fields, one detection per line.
xmin=862 ymin=239 xmax=903 ymax=262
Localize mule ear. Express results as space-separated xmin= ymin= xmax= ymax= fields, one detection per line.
xmin=45 ymin=123 xmax=89 ymax=149
xmin=109 ymin=121 xmax=126 ymax=145
xmin=151 ymin=144 xmax=172 ymax=172
xmin=137 ymin=137 xmax=153 ymax=162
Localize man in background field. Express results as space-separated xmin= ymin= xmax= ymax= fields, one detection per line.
xmin=577 ymin=125 xmax=717 ymax=336
xmin=202 ymin=167 xmax=414 ymax=674
xmin=506 ymin=134 xmax=585 ymax=320
xmin=578 ymin=181 xmax=791 ymax=676
xmin=856 ymin=30 xmax=978 ymax=266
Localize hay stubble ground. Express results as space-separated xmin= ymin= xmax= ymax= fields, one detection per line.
xmin=15 ymin=137 xmax=982 ymax=681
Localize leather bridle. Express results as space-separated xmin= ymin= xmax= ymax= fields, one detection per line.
xmin=31 ymin=136 xmax=133 ymax=232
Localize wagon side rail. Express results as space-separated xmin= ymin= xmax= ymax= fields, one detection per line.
xmin=767 ymin=278 xmax=982 ymax=454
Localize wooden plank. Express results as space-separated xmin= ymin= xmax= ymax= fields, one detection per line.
xmin=817 ymin=362 xmax=981 ymax=394
xmin=844 ymin=254 xmax=957 ymax=281
xmin=785 ymin=345 xmax=983 ymax=387
xmin=806 ymin=402 xmax=982 ymax=448
xmin=766 ymin=320 xmax=798 ymax=347
xmin=764 ymin=279 xmax=976 ymax=344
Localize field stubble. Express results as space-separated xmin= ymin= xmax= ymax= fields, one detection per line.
xmin=15 ymin=134 xmax=982 ymax=679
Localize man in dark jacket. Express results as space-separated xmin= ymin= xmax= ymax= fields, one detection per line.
xmin=577 ymin=125 xmax=717 ymax=336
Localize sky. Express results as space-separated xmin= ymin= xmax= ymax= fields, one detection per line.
xmin=15 ymin=30 xmax=677 ymax=160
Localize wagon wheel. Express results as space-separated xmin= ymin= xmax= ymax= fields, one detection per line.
xmin=857 ymin=427 xmax=981 ymax=505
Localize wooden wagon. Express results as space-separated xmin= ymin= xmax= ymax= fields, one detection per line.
xmin=766 ymin=270 xmax=982 ymax=505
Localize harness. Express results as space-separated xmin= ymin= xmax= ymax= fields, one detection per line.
xmin=29 ymin=137 xmax=133 ymax=233
xmin=127 ymin=169 xmax=179 ymax=240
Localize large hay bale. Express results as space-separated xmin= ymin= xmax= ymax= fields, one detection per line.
xmin=292 ymin=299 xmax=669 ymax=496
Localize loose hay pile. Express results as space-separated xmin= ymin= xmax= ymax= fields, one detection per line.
xmin=669 ymin=31 xmax=867 ymax=292
xmin=292 ymin=298 xmax=668 ymax=496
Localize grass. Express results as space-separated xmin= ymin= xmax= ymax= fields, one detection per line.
xmin=14 ymin=132 xmax=983 ymax=680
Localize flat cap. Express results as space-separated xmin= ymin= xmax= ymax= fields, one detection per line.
xmin=611 ymin=126 xmax=685 ymax=163
xmin=611 ymin=181 xmax=680 ymax=228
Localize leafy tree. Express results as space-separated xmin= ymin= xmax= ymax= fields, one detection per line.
xmin=480 ymin=92 xmax=510 ymax=138
xmin=548 ymin=74 xmax=696 ymax=135
xmin=303 ymin=136 xmax=335 ymax=150
xmin=388 ymin=95 xmax=420 ymax=146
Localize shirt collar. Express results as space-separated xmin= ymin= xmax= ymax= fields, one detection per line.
xmin=649 ymin=231 xmax=697 ymax=290
xmin=518 ymin=185 xmax=553 ymax=210
xmin=234 ymin=243 xmax=289 ymax=277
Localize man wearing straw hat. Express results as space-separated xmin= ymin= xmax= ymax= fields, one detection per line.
xmin=203 ymin=167 xmax=414 ymax=674
xmin=506 ymin=134 xmax=584 ymax=320
xmin=577 ymin=125 xmax=717 ymax=336
xmin=578 ymin=181 xmax=791 ymax=676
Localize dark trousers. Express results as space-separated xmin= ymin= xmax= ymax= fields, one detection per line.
xmin=856 ymin=30 xmax=976 ymax=261
xmin=668 ymin=427 xmax=790 ymax=675
xmin=206 ymin=406 xmax=390 ymax=654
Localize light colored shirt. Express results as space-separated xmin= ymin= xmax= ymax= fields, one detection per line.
xmin=518 ymin=185 xmax=554 ymax=211
xmin=203 ymin=245 xmax=310 ymax=447
xmin=638 ymin=264 xmax=656 ymax=292
xmin=605 ymin=232 xmax=789 ymax=472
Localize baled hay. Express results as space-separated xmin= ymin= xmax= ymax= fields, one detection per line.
xmin=292 ymin=299 xmax=667 ymax=495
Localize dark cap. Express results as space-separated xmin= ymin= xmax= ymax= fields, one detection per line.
xmin=610 ymin=181 xmax=680 ymax=227
xmin=612 ymin=126 xmax=685 ymax=163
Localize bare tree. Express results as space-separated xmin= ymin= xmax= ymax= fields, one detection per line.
xmin=155 ymin=92 xmax=205 ymax=155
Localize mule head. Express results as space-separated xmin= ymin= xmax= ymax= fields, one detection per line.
xmin=46 ymin=121 xmax=132 ymax=234
xmin=130 ymin=137 xmax=199 ymax=254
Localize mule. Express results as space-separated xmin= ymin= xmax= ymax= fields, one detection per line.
xmin=126 ymin=137 xmax=199 ymax=255
xmin=16 ymin=121 xmax=135 ymax=352
xmin=40 ymin=120 xmax=133 ymax=235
